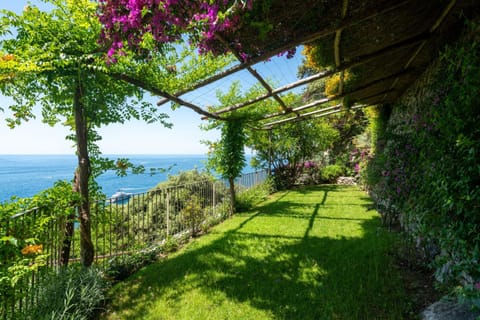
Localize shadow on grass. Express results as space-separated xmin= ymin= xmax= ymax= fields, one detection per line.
xmin=107 ymin=185 xmax=406 ymax=320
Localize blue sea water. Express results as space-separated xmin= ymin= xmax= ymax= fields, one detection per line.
xmin=0 ymin=154 xmax=239 ymax=202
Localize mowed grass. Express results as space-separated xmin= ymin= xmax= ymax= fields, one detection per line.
xmin=103 ymin=185 xmax=409 ymax=320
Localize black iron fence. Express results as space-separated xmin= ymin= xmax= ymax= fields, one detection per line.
xmin=235 ymin=170 xmax=268 ymax=190
xmin=1 ymin=171 xmax=267 ymax=319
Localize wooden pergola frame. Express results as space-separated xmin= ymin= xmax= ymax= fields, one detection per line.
xmin=146 ymin=0 xmax=460 ymax=128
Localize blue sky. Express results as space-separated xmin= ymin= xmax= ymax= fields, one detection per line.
xmin=0 ymin=1 xmax=303 ymax=155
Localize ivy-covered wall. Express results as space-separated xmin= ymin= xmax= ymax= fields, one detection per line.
xmin=365 ymin=21 xmax=480 ymax=301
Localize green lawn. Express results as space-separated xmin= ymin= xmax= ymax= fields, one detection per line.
xmin=103 ymin=185 xmax=409 ymax=320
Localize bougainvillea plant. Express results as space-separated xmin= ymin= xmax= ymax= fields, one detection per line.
xmin=98 ymin=0 xmax=254 ymax=60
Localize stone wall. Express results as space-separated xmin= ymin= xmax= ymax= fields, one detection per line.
xmin=380 ymin=19 xmax=480 ymax=320
xmin=389 ymin=60 xmax=440 ymax=128
xmin=390 ymin=18 xmax=480 ymax=127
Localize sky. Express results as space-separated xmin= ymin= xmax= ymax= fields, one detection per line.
xmin=0 ymin=0 xmax=303 ymax=155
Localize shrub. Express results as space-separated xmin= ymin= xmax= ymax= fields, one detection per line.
xmin=162 ymin=235 xmax=179 ymax=253
xmin=235 ymin=178 xmax=274 ymax=212
xmin=200 ymin=201 xmax=231 ymax=233
xmin=272 ymin=165 xmax=298 ymax=190
xmin=105 ymin=248 xmax=159 ymax=282
xmin=1 ymin=181 xmax=77 ymax=313
xmin=153 ymin=169 xmax=215 ymax=189
xmin=181 ymin=195 xmax=203 ymax=236
xmin=364 ymin=26 xmax=480 ymax=304
xmin=26 ymin=265 xmax=107 ymax=320
xmin=297 ymin=160 xmax=321 ymax=185
xmin=320 ymin=165 xmax=344 ymax=183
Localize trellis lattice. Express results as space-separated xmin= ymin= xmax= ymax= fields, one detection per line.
xmin=142 ymin=0 xmax=475 ymax=128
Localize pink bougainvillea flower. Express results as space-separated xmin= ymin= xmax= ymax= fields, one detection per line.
xmin=98 ymin=0 xmax=256 ymax=59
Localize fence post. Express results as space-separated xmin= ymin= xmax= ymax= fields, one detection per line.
xmin=212 ymin=182 xmax=216 ymax=216
xmin=166 ymin=190 xmax=170 ymax=236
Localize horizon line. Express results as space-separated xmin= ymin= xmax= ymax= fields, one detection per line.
xmin=0 ymin=153 xmax=210 ymax=156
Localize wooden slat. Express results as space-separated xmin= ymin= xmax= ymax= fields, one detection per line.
xmin=262 ymin=104 xmax=343 ymax=128
xmin=107 ymin=72 xmax=226 ymax=120
xmin=334 ymin=0 xmax=349 ymax=95
xmin=262 ymin=104 xmax=370 ymax=129
xmin=157 ymin=0 xmax=413 ymax=107
xmin=383 ymin=0 xmax=457 ymax=102
xmin=246 ymin=66 xmax=291 ymax=112
xmin=213 ymin=31 xmax=427 ymax=116
xmin=259 ymin=68 xmax=413 ymax=121
xmin=214 ymin=34 xmax=293 ymax=114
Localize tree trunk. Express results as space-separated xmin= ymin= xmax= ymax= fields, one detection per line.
xmin=59 ymin=212 xmax=74 ymax=266
xmin=74 ymin=81 xmax=94 ymax=267
xmin=59 ymin=174 xmax=79 ymax=266
xmin=228 ymin=176 xmax=236 ymax=216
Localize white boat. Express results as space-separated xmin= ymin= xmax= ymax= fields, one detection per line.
xmin=111 ymin=191 xmax=131 ymax=203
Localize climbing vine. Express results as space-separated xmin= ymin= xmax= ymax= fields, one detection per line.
xmin=364 ymin=24 xmax=480 ymax=304
xmin=207 ymin=118 xmax=246 ymax=214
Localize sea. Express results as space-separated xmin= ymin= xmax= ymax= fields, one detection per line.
xmin=0 ymin=154 xmax=253 ymax=203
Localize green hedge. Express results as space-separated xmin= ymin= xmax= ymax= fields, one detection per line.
xmin=364 ymin=26 xmax=480 ymax=304
xmin=320 ymin=164 xmax=344 ymax=183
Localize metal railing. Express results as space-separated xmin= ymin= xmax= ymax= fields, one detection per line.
xmin=1 ymin=206 xmax=62 ymax=320
xmin=84 ymin=179 xmax=230 ymax=267
xmin=1 ymin=171 xmax=267 ymax=319
xmin=235 ymin=170 xmax=268 ymax=190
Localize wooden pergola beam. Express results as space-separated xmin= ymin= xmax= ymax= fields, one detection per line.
xmin=261 ymin=103 xmax=371 ymax=129
xmin=246 ymin=66 xmax=291 ymax=112
xmin=259 ymin=68 xmax=413 ymax=121
xmin=383 ymin=0 xmax=457 ymax=101
xmin=334 ymin=0 xmax=349 ymax=95
xmin=157 ymin=0 xmax=413 ymax=108
xmin=262 ymin=104 xmax=343 ymax=128
xmin=213 ymin=30 xmax=428 ymax=116
xmin=261 ymin=91 xmax=392 ymax=129
xmin=107 ymin=72 xmax=226 ymax=120
xmin=204 ymin=33 xmax=293 ymax=116
xmin=312 ymin=104 xmax=365 ymax=119
xmin=261 ymin=97 xmax=329 ymax=120
xmin=266 ymin=90 xmax=394 ymax=129
xmin=212 ymin=70 xmax=332 ymax=116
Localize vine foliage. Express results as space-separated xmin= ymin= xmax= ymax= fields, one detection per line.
xmin=364 ymin=23 xmax=480 ymax=303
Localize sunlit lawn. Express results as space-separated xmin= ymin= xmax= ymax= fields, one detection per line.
xmin=103 ymin=185 xmax=409 ymax=320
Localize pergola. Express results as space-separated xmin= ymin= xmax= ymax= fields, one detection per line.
xmin=133 ymin=0 xmax=478 ymax=128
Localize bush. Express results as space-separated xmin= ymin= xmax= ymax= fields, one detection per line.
xmin=272 ymin=165 xmax=298 ymax=190
xmin=105 ymin=170 xmax=229 ymax=252
xmin=296 ymin=160 xmax=321 ymax=185
xmin=320 ymin=165 xmax=344 ymax=183
xmin=153 ymin=169 xmax=215 ymax=189
xmin=364 ymin=28 xmax=480 ymax=303
xmin=1 ymin=181 xmax=77 ymax=314
xmin=26 ymin=265 xmax=107 ymax=320
xmin=181 ymin=195 xmax=203 ymax=236
xmin=200 ymin=201 xmax=231 ymax=233
xmin=105 ymin=248 xmax=159 ymax=282
xmin=162 ymin=235 xmax=180 ymax=253
xmin=235 ymin=178 xmax=274 ymax=212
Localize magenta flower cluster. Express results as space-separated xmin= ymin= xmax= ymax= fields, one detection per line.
xmin=354 ymin=163 xmax=360 ymax=173
xmin=303 ymin=160 xmax=317 ymax=169
xmin=97 ymin=0 xmax=254 ymax=59
xmin=350 ymin=148 xmax=370 ymax=174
